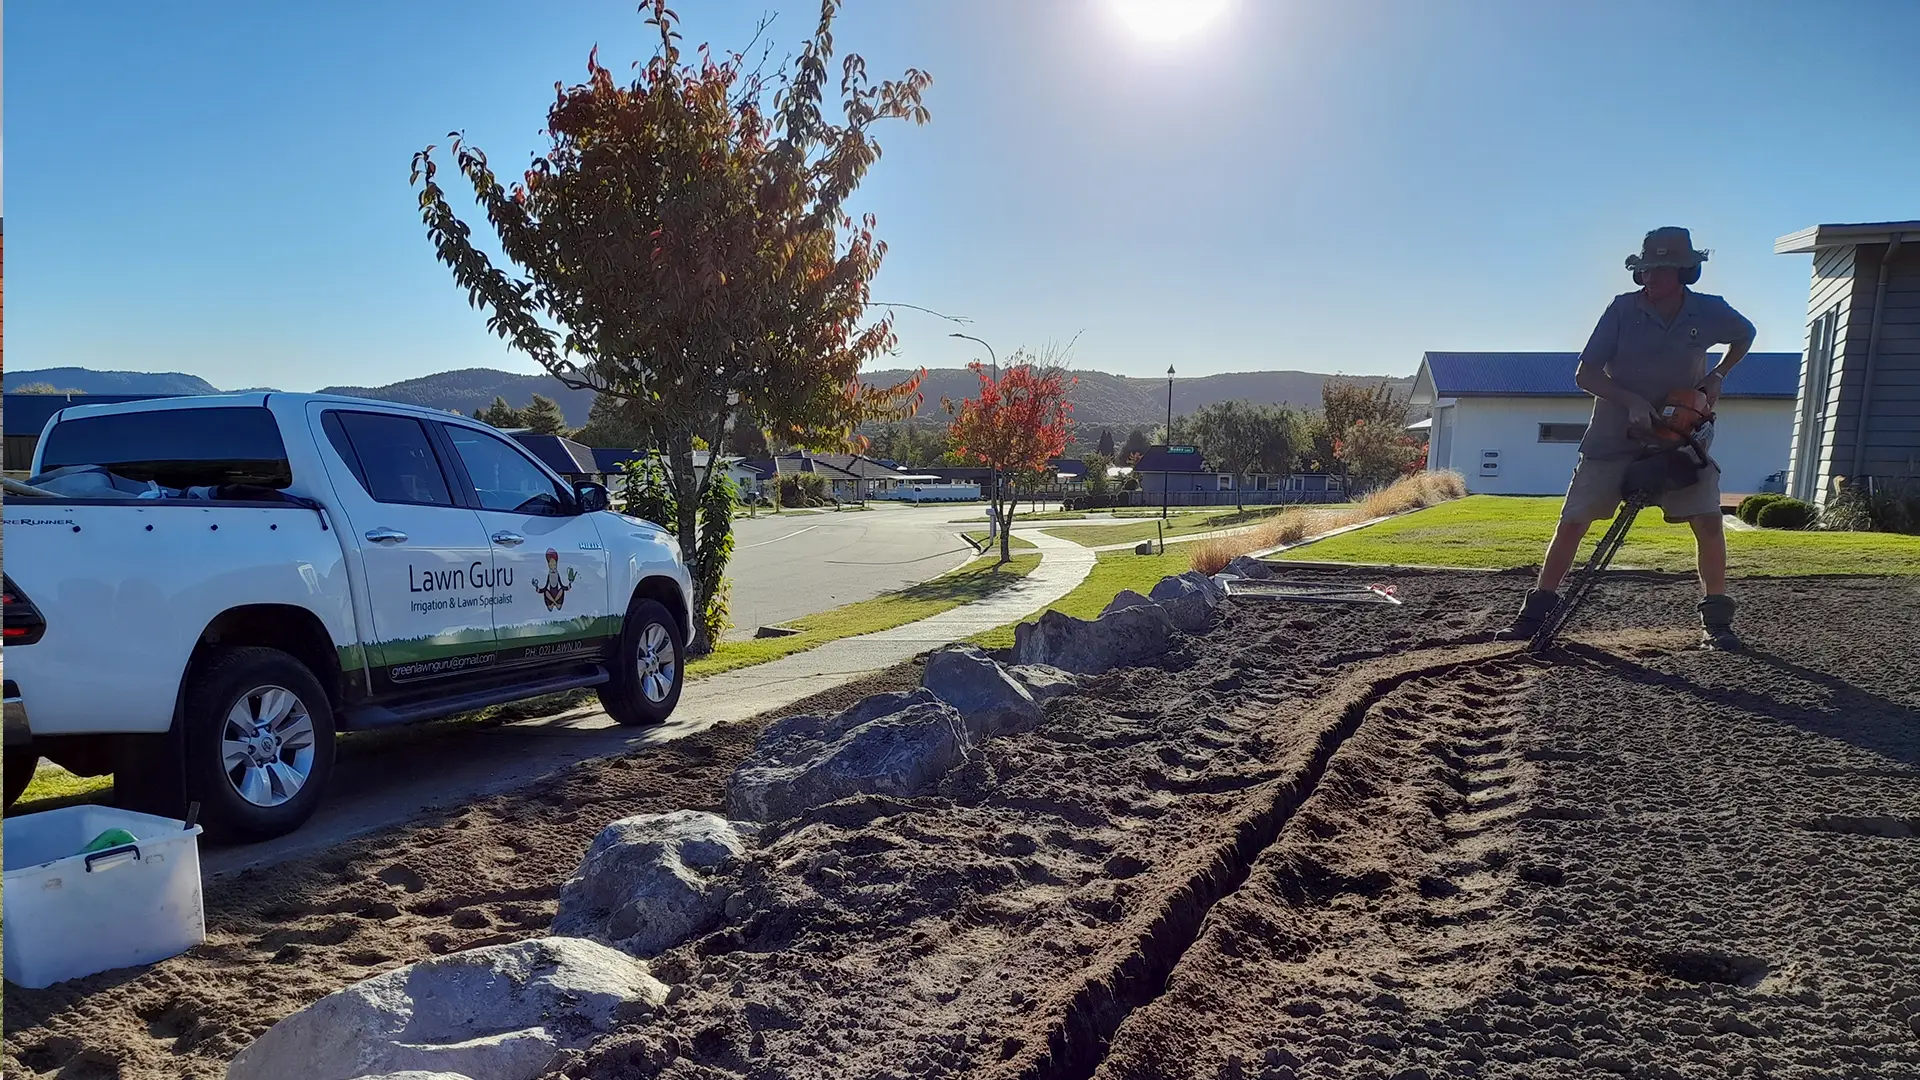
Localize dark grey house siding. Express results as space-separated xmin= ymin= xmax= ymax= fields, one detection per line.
xmin=1783 ymin=230 xmax=1920 ymax=501
xmin=1855 ymin=243 xmax=1920 ymax=477
xmin=1787 ymin=244 xmax=1856 ymax=500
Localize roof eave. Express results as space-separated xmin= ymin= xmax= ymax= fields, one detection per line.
xmin=1775 ymin=221 xmax=1920 ymax=255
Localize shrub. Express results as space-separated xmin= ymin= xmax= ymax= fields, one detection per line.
xmin=1736 ymin=493 xmax=1784 ymax=525
xmin=774 ymin=473 xmax=828 ymax=508
xmin=1822 ymin=478 xmax=1920 ymax=534
xmin=1189 ymin=537 xmax=1241 ymax=575
xmin=1187 ymin=470 xmax=1467 ymax=573
xmin=618 ymin=454 xmax=678 ymax=528
xmin=1754 ymin=497 xmax=1816 ymax=530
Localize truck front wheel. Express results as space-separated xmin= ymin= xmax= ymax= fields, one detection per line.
xmin=598 ymin=598 xmax=684 ymax=727
xmin=184 ymin=648 xmax=336 ymax=843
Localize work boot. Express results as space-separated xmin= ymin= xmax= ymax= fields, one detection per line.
xmin=1698 ymin=594 xmax=1741 ymax=650
xmin=1497 ymin=589 xmax=1560 ymax=641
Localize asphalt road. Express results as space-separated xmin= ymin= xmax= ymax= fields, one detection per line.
xmin=722 ymin=503 xmax=981 ymax=638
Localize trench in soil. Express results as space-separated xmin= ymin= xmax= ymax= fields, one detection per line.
xmin=1010 ymin=645 xmax=1528 ymax=1080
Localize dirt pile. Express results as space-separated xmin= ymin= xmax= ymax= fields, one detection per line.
xmin=2 ymin=668 xmax=919 ymax=1080
xmin=9 ymin=570 xmax=1917 ymax=1080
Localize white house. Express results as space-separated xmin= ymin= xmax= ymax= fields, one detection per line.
xmin=589 ymin=448 xmax=765 ymax=498
xmin=1411 ymin=351 xmax=1802 ymax=497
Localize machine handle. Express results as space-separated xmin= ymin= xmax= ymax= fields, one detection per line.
xmin=84 ymin=844 xmax=141 ymax=872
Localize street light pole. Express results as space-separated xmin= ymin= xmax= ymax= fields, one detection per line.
xmin=950 ymin=332 xmax=1001 ymax=529
xmin=1164 ymin=364 xmax=1175 ymax=520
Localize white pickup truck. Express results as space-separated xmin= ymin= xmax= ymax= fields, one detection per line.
xmin=3 ymin=394 xmax=694 ymax=841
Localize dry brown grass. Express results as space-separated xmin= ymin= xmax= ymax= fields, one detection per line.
xmin=1188 ymin=470 xmax=1467 ymax=573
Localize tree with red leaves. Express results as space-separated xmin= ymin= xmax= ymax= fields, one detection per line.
xmin=409 ymin=1 xmax=930 ymax=651
xmin=947 ymin=356 xmax=1075 ymax=564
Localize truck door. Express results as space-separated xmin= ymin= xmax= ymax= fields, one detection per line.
xmin=434 ymin=422 xmax=614 ymax=671
xmin=311 ymin=407 xmax=502 ymax=691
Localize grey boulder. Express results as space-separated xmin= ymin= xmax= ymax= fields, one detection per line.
xmin=551 ymin=811 xmax=756 ymax=959
xmin=1149 ymin=571 xmax=1225 ymax=632
xmin=726 ymin=689 xmax=973 ymax=822
xmin=921 ymin=645 xmax=1044 ymax=738
xmin=1012 ymin=603 xmax=1177 ymax=676
xmin=1222 ymin=555 xmax=1276 ymax=580
xmin=1100 ymin=589 xmax=1156 ymax=617
xmin=1007 ymin=663 xmax=1082 ymax=703
xmin=227 ymin=937 xmax=666 ymax=1080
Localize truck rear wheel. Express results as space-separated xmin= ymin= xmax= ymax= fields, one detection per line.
xmin=184 ymin=648 xmax=336 ymax=843
xmin=4 ymin=749 xmax=37 ymax=808
xmin=598 ymin=598 xmax=684 ymax=727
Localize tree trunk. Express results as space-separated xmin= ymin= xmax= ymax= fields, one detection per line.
xmin=666 ymin=435 xmax=705 ymax=655
xmin=996 ymin=478 xmax=1012 ymax=565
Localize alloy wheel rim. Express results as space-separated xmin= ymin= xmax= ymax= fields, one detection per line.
xmin=220 ymin=685 xmax=317 ymax=808
xmin=638 ymin=622 xmax=678 ymax=704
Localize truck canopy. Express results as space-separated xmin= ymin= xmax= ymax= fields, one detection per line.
xmin=36 ymin=404 xmax=292 ymax=490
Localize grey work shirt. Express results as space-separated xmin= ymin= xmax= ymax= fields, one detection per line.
xmin=1574 ymin=289 xmax=1756 ymax=458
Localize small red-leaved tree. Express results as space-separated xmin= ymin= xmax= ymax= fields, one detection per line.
xmin=947 ymin=356 xmax=1074 ymax=564
xmin=1332 ymin=418 xmax=1423 ymax=492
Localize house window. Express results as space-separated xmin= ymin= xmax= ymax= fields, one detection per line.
xmin=1538 ymin=423 xmax=1588 ymax=444
xmin=1218 ymin=474 xmax=1233 ymax=491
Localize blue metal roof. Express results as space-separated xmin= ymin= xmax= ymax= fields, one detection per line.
xmin=591 ymin=447 xmax=645 ymax=474
xmin=510 ymin=433 xmax=599 ymax=476
xmin=1421 ymin=351 xmax=1801 ymax=399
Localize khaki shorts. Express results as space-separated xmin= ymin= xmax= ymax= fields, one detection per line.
xmin=1561 ymin=453 xmax=1722 ymax=524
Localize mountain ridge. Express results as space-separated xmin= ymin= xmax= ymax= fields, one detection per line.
xmin=7 ymin=365 xmax=1414 ymax=432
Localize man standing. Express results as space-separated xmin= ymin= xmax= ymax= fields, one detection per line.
xmin=1503 ymin=227 xmax=1756 ymax=648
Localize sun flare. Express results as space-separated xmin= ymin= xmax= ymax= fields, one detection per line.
xmin=1107 ymin=0 xmax=1234 ymax=45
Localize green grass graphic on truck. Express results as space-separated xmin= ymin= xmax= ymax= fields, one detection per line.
xmin=336 ymin=615 xmax=622 ymax=667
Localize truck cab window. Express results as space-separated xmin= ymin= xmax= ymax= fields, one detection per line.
xmin=325 ymin=411 xmax=455 ymax=506
xmin=443 ymin=426 xmax=570 ymax=515
xmin=38 ymin=406 xmax=292 ymax=489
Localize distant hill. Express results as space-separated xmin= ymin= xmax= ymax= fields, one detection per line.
xmin=7 ymin=365 xmax=1411 ymax=434
xmin=6 ymin=368 xmax=222 ymax=396
xmin=862 ymin=367 xmax=1414 ymax=433
xmin=317 ymin=368 xmax=597 ymax=427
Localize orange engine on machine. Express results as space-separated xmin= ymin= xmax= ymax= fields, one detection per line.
xmin=1650 ymin=387 xmax=1713 ymax=445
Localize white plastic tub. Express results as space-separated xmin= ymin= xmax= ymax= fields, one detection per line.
xmin=3 ymin=805 xmax=206 ymax=989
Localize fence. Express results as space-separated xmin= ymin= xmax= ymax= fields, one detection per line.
xmin=1063 ymin=490 xmax=1345 ymax=511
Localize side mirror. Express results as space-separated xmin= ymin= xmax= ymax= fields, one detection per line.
xmin=574 ymin=481 xmax=611 ymax=514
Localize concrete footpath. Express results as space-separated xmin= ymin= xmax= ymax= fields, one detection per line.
xmin=206 ymin=531 xmax=1097 ymax=875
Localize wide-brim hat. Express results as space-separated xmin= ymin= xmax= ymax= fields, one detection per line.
xmin=1625 ymin=226 xmax=1708 ymax=272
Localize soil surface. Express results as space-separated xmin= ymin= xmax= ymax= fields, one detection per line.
xmin=8 ymin=570 xmax=1919 ymax=1080
xmin=2 ymin=666 xmax=922 ymax=1080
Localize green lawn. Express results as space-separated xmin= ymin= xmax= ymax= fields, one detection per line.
xmin=1298 ymin=495 xmax=1920 ymax=576
xmin=12 ymin=553 xmax=1044 ymax=812
xmin=688 ymin=552 xmax=1042 ymax=677
xmin=10 ymin=763 xmax=112 ymax=813
xmin=970 ymin=547 xmax=1194 ymax=650
xmin=1043 ymin=504 xmax=1311 ymax=547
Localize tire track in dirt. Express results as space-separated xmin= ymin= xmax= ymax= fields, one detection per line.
xmin=1083 ymin=654 xmax=1552 ymax=1079
xmin=983 ymin=640 xmax=1525 ymax=1080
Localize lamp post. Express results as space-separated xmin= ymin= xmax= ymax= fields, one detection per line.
xmin=1163 ymin=364 xmax=1175 ymax=519
xmin=950 ymin=332 xmax=1001 ymax=522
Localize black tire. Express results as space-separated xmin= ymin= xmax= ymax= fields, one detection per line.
xmin=598 ymin=598 xmax=685 ymax=727
xmin=183 ymin=647 xmax=336 ymax=843
xmin=4 ymin=748 xmax=38 ymax=808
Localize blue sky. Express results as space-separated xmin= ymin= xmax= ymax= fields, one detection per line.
xmin=8 ymin=0 xmax=1918 ymax=392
